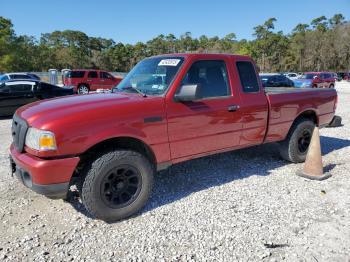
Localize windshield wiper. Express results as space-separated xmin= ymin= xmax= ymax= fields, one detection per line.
xmin=120 ymin=86 xmax=147 ymax=97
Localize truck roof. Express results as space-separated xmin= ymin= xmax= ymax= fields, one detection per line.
xmin=151 ymin=53 xmax=252 ymax=60
xmin=70 ymin=69 xmax=109 ymax=72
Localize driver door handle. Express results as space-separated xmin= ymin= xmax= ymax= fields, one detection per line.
xmin=228 ymin=105 xmax=240 ymax=112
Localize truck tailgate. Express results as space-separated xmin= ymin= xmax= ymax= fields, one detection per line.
xmin=264 ymin=87 xmax=337 ymax=143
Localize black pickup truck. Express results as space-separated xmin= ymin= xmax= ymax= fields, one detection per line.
xmin=0 ymin=80 xmax=74 ymax=116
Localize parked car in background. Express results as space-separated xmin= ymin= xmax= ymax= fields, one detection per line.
xmin=330 ymin=72 xmax=337 ymax=82
xmin=283 ymin=72 xmax=299 ymax=80
xmin=63 ymin=69 xmax=123 ymax=94
xmin=259 ymin=73 xmax=294 ymax=87
xmin=0 ymin=80 xmax=74 ymax=116
xmin=336 ymin=72 xmax=349 ymax=81
xmin=0 ymin=73 xmax=40 ymax=83
xmin=293 ymin=72 xmax=335 ymax=88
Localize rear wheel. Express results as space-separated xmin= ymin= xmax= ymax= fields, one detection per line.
xmin=279 ymin=118 xmax=315 ymax=163
xmin=81 ymin=150 xmax=154 ymax=222
xmin=329 ymin=84 xmax=334 ymax=88
xmin=78 ymin=85 xmax=89 ymax=94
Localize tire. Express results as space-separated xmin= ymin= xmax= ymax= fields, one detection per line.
xmin=81 ymin=150 xmax=154 ymax=222
xmin=329 ymin=84 xmax=334 ymax=88
xmin=78 ymin=84 xmax=89 ymax=94
xmin=278 ymin=118 xmax=315 ymax=163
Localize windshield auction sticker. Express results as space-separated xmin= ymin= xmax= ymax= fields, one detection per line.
xmin=158 ymin=59 xmax=181 ymax=66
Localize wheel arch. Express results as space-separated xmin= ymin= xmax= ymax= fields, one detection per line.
xmin=283 ymin=109 xmax=318 ymax=141
xmin=72 ymin=136 xmax=157 ymax=180
xmin=294 ymin=109 xmax=318 ymax=126
xmin=78 ymin=83 xmax=90 ymax=90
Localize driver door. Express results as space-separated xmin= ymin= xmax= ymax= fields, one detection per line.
xmin=166 ymin=59 xmax=243 ymax=160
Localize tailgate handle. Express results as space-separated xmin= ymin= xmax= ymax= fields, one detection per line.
xmin=228 ymin=105 xmax=240 ymax=112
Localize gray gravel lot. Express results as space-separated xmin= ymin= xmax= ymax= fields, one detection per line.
xmin=0 ymin=82 xmax=350 ymax=261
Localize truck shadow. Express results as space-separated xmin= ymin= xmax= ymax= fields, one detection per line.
xmin=142 ymin=135 xmax=350 ymax=214
xmin=67 ymin=136 xmax=350 ymax=220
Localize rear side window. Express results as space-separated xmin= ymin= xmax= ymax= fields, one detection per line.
xmin=67 ymin=71 xmax=85 ymax=78
xmin=88 ymin=71 xmax=98 ymax=78
xmin=100 ymin=72 xmax=113 ymax=79
xmin=11 ymin=74 xmax=31 ymax=80
xmin=236 ymin=61 xmax=260 ymax=93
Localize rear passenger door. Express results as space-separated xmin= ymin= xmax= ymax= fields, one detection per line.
xmin=87 ymin=71 xmax=99 ymax=91
xmin=235 ymin=60 xmax=269 ymax=146
xmin=100 ymin=72 xmax=115 ymax=90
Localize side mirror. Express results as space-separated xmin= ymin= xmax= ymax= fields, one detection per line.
xmin=174 ymin=84 xmax=200 ymax=102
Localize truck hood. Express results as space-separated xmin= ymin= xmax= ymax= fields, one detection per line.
xmin=16 ymin=93 xmax=154 ymax=128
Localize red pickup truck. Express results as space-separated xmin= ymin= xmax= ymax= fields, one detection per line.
xmin=64 ymin=69 xmax=122 ymax=94
xmin=10 ymin=54 xmax=337 ymax=221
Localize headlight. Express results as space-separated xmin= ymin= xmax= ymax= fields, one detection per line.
xmin=25 ymin=127 xmax=57 ymax=151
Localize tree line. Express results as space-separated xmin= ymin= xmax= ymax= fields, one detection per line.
xmin=0 ymin=14 xmax=349 ymax=73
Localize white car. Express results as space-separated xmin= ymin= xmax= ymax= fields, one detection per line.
xmin=0 ymin=73 xmax=40 ymax=82
xmin=284 ymin=72 xmax=299 ymax=80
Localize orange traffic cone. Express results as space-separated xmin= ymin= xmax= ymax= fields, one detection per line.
xmin=297 ymin=126 xmax=331 ymax=180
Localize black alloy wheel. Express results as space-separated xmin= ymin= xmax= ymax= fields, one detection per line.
xmin=297 ymin=129 xmax=311 ymax=154
xmin=100 ymin=165 xmax=142 ymax=209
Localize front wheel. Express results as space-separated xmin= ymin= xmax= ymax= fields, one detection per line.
xmin=278 ymin=118 xmax=315 ymax=163
xmin=81 ymin=150 xmax=154 ymax=222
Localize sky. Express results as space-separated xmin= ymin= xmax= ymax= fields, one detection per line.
xmin=1 ymin=0 xmax=350 ymax=44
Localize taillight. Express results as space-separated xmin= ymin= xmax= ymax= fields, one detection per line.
xmin=334 ymin=94 xmax=338 ymax=111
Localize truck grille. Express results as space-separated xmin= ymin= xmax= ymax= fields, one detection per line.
xmin=12 ymin=114 xmax=29 ymax=153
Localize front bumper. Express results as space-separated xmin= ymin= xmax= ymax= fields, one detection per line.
xmin=10 ymin=144 xmax=80 ymax=199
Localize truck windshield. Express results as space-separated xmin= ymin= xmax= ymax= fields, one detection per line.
xmin=113 ymin=57 xmax=184 ymax=96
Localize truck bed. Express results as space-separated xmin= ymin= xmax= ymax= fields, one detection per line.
xmin=264 ymin=87 xmax=337 ymax=143
xmin=265 ymin=87 xmax=335 ymax=94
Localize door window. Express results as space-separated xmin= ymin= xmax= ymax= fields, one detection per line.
xmin=66 ymin=71 xmax=85 ymax=78
xmin=100 ymin=72 xmax=113 ymax=79
xmin=236 ymin=61 xmax=260 ymax=93
xmin=88 ymin=71 xmax=98 ymax=78
xmin=11 ymin=74 xmax=32 ymax=80
xmin=180 ymin=60 xmax=230 ymax=99
xmin=10 ymin=84 xmax=33 ymax=92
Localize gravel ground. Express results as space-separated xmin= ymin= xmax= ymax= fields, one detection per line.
xmin=0 ymin=82 xmax=350 ymax=262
